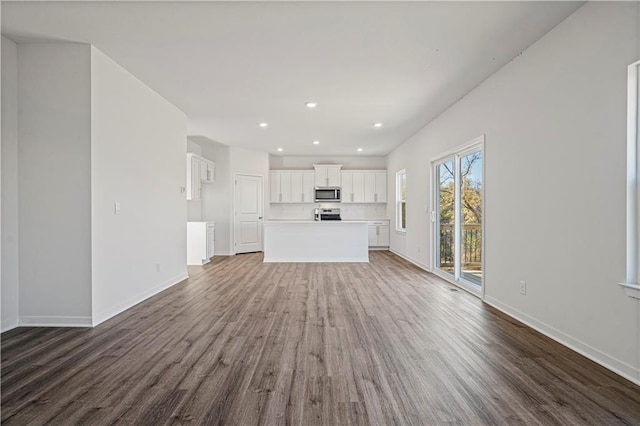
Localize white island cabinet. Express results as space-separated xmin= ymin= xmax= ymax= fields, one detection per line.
xmin=187 ymin=221 xmax=214 ymax=265
xmin=263 ymin=221 xmax=368 ymax=263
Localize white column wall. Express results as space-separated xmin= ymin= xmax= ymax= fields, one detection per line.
xmin=17 ymin=43 xmax=93 ymax=325
xmin=1 ymin=37 xmax=20 ymax=331
xmin=90 ymin=47 xmax=188 ymax=325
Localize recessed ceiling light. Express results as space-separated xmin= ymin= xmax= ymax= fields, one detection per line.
xmin=312 ymin=140 xmax=320 ymax=145
xmin=276 ymin=147 xmax=284 ymax=152
xmin=357 ymin=148 xmax=363 ymax=152
xmin=259 ymin=122 xmax=269 ymax=128
xmin=305 ymin=102 xmax=318 ymax=109
xmin=373 ymin=122 xmax=383 ymax=128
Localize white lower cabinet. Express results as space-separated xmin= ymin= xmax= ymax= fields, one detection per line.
xmin=187 ymin=221 xmax=215 ymax=265
xmin=206 ymin=222 xmax=215 ymax=259
xmin=368 ymin=220 xmax=390 ymax=248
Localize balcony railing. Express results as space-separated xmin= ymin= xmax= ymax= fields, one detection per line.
xmin=439 ymin=223 xmax=482 ymax=268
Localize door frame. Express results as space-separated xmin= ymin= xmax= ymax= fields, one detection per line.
xmin=233 ymin=173 xmax=265 ymax=254
xmin=430 ymin=135 xmax=485 ymax=299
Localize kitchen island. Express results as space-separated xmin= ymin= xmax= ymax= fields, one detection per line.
xmin=263 ymin=221 xmax=369 ymax=263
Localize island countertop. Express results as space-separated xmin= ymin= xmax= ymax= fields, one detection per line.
xmin=263 ymin=221 xmax=369 ymax=263
xmin=264 ymin=220 xmax=368 ymax=224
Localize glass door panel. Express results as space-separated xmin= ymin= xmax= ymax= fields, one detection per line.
xmin=432 ymin=140 xmax=484 ymax=294
xmin=459 ymin=151 xmax=483 ymax=285
xmin=436 ymin=160 xmax=455 ymax=275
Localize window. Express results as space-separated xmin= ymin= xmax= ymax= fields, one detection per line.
xmin=396 ymin=169 xmax=407 ymax=232
xmin=432 ymin=136 xmax=484 ymax=295
xmin=620 ymin=61 xmax=640 ymax=299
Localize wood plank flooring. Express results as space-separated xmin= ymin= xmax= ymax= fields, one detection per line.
xmin=2 ymin=251 xmax=640 ymax=425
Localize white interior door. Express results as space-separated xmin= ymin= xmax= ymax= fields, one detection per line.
xmin=234 ymin=174 xmax=263 ymax=254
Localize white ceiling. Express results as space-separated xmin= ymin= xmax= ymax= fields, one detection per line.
xmin=2 ymin=1 xmax=582 ymax=156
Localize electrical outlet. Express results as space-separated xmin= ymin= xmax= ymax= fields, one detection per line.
xmin=519 ymin=280 xmax=527 ymax=295
xmin=156 ymin=263 xmax=161 ymax=272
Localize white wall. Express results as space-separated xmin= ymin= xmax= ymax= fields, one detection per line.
xmin=1 ymin=36 xmax=20 ymax=331
xmin=201 ymin=141 xmax=232 ymax=254
xmin=90 ymin=47 xmax=188 ymax=325
xmin=17 ymin=43 xmax=93 ymax=326
xmin=387 ymin=2 xmax=640 ymax=383
xmin=270 ymin=155 xmax=386 ymax=170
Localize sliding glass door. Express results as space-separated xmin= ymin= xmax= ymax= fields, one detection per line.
xmin=433 ymin=140 xmax=484 ymax=294
xmin=435 ymin=160 xmax=455 ymax=276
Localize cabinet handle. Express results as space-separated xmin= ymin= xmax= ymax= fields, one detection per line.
xmin=279 ymin=193 xmax=282 ymax=202
xmin=326 ymin=177 xmax=329 ymax=186
xmin=351 ymin=193 xmax=354 ymax=202
xmin=302 ymin=193 xmax=304 ymax=202
xmin=377 ymin=226 xmax=380 ymax=236
xmin=374 ymin=193 xmax=378 ymax=202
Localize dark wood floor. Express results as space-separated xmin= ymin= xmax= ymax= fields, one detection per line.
xmin=2 ymin=251 xmax=640 ymax=425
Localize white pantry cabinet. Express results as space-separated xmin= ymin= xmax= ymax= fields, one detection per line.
xmin=313 ymin=165 xmax=342 ymax=187
xmin=270 ymin=171 xmax=314 ymax=203
xmin=186 ymin=153 xmax=215 ymax=200
xmin=187 ymin=221 xmax=215 ymax=265
xmin=368 ymin=220 xmax=390 ymax=248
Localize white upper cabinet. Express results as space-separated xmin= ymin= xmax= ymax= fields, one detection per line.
xmin=314 ymin=165 xmax=342 ymax=187
xmin=342 ymin=172 xmax=353 ymax=203
xmin=270 ymin=166 xmax=386 ymax=204
xmin=280 ymin=172 xmax=292 ymax=203
xmin=374 ymin=172 xmax=387 ymax=203
xmin=364 ymin=171 xmax=387 ymax=203
xmin=270 ymin=171 xmax=281 ymax=203
xmin=270 ymin=171 xmax=315 ymax=203
xmin=302 ymin=172 xmax=314 ymax=203
xmin=342 ymin=170 xmax=386 ymax=203
xmin=187 ymin=153 xmax=216 ymax=200
xmin=341 ymin=171 xmax=365 ymax=203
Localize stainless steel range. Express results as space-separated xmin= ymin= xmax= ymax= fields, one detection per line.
xmin=318 ymin=208 xmax=341 ymax=221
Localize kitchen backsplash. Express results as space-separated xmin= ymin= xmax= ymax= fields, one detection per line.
xmin=269 ymin=203 xmax=387 ymax=220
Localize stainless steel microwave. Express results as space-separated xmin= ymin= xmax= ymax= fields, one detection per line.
xmin=314 ymin=187 xmax=341 ymax=203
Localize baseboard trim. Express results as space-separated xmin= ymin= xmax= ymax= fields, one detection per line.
xmin=484 ymin=296 xmax=640 ymax=386
xmin=1 ymin=318 xmax=19 ymax=332
xmin=19 ymin=316 xmax=92 ymax=328
xmin=214 ymin=251 xmax=234 ymax=256
xmin=369 ymin=247 xmax=389 ymax=251
xmin=92 ymin=272 xmax=189 ymax=327
xmin=389 ymin=248 xmax=432 ymax=272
